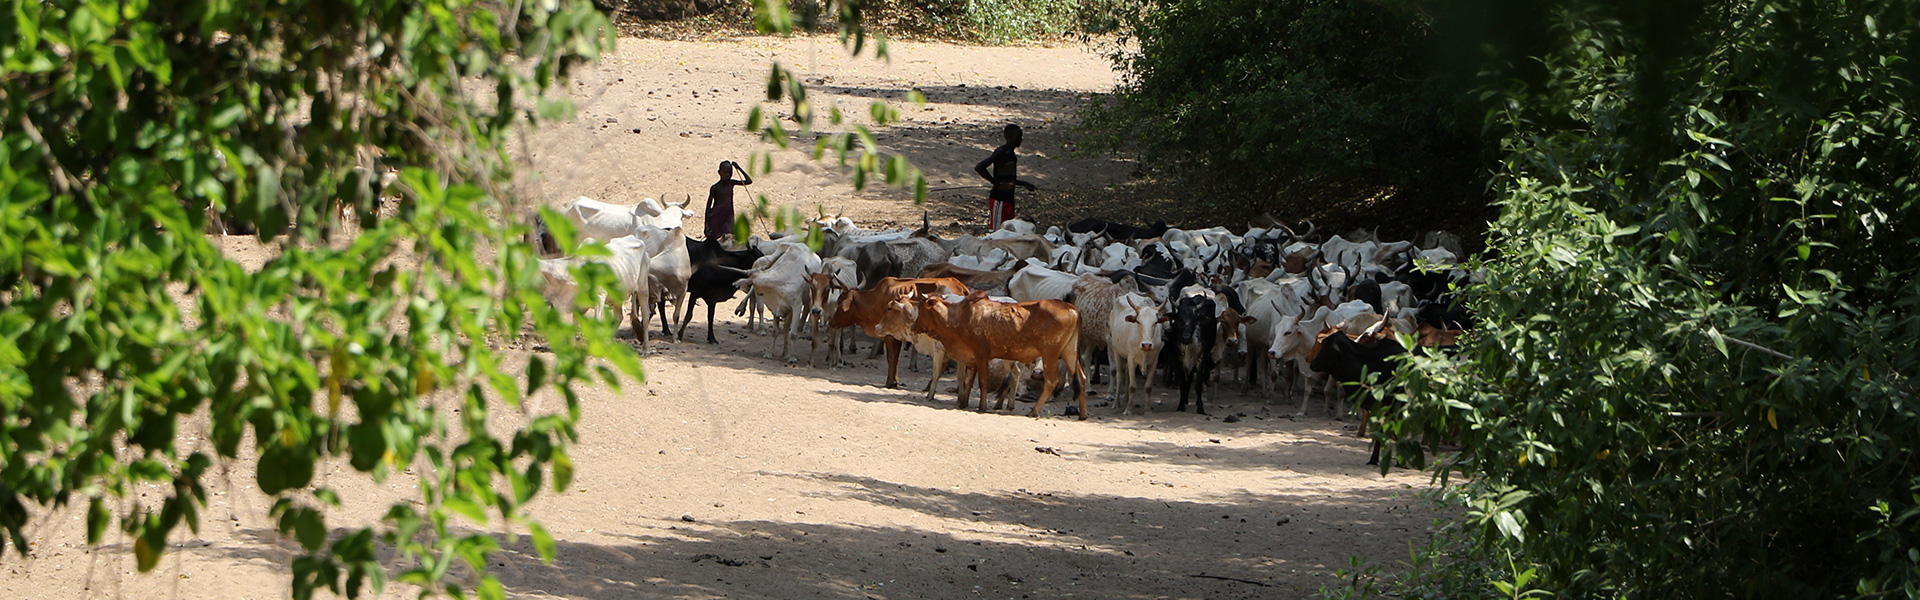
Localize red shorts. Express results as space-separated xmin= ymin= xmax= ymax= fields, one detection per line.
xmin=988 ymin=198 xmax=1015 ymax=230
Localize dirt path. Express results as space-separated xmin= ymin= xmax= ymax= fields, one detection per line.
xmin=0 ymin=35 xmax=1443 ymax=600
xmin=522 ymin=33 xmax=1136 ymax=234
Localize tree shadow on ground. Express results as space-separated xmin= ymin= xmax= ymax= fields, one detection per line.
xmin=459 ymin=473 xmax=1440 ymax=600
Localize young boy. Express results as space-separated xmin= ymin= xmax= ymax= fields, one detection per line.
xmin=974 ymin=124 xmax=1037 ymax=230
xmin=703 ymin=160 xmax=753 ymax=243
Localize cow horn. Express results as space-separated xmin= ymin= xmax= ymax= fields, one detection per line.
xmin=1299 ymin=220 xmax=1317 ymax=240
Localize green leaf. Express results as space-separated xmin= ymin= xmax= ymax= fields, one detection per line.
xmin=528 ymin=521 xmax=557 ymax=564
xmin=257 ymin=445 xmax=315 ymax=495
xmin=294 ymin=508 xmax=326 ymax=551
xmin=443 ymin=496 xmax=487 ymax=523
xmin=552 ymin=450 xmax=574 ymax=492
xmin=87 ymin=498 xmax=111 ymax=545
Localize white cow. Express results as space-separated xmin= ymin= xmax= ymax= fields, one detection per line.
xmin=635 ymin=225 xmax=693 ymax=340
xmin=558 ymin=196 xmax=662 ymax=242
xmin=1006 ymin=261 xmax=1080 ymax=302
xmin=536 ymin=236 xmax=654 ymax=345
xmin=729 ymin=247 xmax=815 ymax=363
xmin=1107 ymin=292 xmax=1168 ymax=415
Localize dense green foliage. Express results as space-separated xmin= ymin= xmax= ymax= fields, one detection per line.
xmin=830 ymin=0 xmax=1125 ymax=43
xmin=1380 ymin=0 xmax=1920 ymax=596
xmin=0 ymin=0 xmax=636 ymax=597
xmin=1077 ymin=0 xmax=1491 ymax=226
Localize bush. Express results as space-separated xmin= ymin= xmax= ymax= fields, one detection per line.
xmin=1388 ymin=0 xmax=1920 ymax=596
xmin=1076 ymin=0 xmax=1494 ymax=231
xmin=0 ymin=0 xmax=632 ymax=596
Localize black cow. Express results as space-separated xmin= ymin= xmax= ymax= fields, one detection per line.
xmin=1415 ymin=296 xmax=1477 ymax=331
xmin=686 ymin=237 xmax=763 ymax=270
xmin=1393 ymin=262 xmax=1453 ymax=304
xmin=676 ymin=239 xmax=764 ymax=343
xmin=1168 ymin=293 xmax=1218 ymax=416
xmin=1066 ymin=218 xmax=1171 ymax=242
xmin=1350 ymin=278 xmax=1383 ymax=314
xmin=1310 ymin=331 xmax=1409 ymax=465
xmin=678 ymin=266 xmax=753 ymax=343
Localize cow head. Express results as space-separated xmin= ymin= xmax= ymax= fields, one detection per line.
xmin=1217 ymin=306 xmax=1254 ymax=352
xmin=1173 ymin=294 xmax=1216 ymax=347
xmin=1267 ymin=314 xmax=1305 ymax=360
xmin=909 ymin=292 xmax=953 ymax=334
xmin=1116 ymin=295 xmax=1171 ymax=352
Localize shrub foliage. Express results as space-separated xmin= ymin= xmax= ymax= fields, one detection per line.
xmin=0 ymin=0 xmax=636 ymax=596
xmin=1077 ymin=0 xmax=1492 ymax=227
xmin=1389 ymin=0 xmax=1920 ymax=596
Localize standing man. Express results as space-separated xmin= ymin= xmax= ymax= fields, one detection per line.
xmin=975 ymin=124 xmax=1037 ymax=230
xmin=704 ymin=159 xmax=753 ymax=244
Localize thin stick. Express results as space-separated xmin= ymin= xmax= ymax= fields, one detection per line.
xmin=1720 ymin=333 xmax=1793 ymax=360
xmin=1189 ymin=574 xmax=1272 ymax=587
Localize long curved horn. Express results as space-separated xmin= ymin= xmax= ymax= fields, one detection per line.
xmin=1299 ymin=220 xmax=1316 ymax=240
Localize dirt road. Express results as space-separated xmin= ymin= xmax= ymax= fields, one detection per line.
xmin=0 ymin=35 xmax=1441 ymax=600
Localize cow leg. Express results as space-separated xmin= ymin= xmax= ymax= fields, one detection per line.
xmin=1085 ymin=347 xmax=1103 ymax=386
xmin=1195 ymin=357 xmax=1212 ymax=416
xmin=705 ymin=301 xmax=720 ymax=344
xmin=955 ymin=363 xmax=978 ymax=410
xmin=883 ymin=338 xmax=904 ymax=388
xmin=629 ymin=292 xmax=650 ymax=348
xmin=808 ymin=312 xmax=821 ymax=367
xmin=656 ymin=296 xmax=672 ymax=338
xmin=782 ymin=302 xmax=806 ymax=363
xmin=1294 ymin=361 xmax=1316 ymax=417
xmin=1246 ymin=351 xmax=1261 ymax=391
xmin=668 ymin=289 xmax=687 ymax=338
xmin=923 ymin=346 xmax=949 ymax=403
xmin=995 ymin=363 xmax=1025 ymax=411
xmin=676 ymin=297 xmax=698 ymax=342
xmin=1069 ymin=354 xmax=1089 ymax=421
xmin=1174 ymin=365 xmax=1190 ymax=413
xmin=1140 ymin=353 xmax=1159 ymax=411
xmin=1367 ymin=439 xmax=1383 ymax=466
xmin=1028 ymin=359 xmax=1059 ymax=419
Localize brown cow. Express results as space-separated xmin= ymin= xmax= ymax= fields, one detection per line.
xmin=916 ymin=262 xmax=1019 ymax=295
xmin=827 ymin=277 xmax=968 ymax=388
xmin=908 ymin=290 xmax=1089 ymax=419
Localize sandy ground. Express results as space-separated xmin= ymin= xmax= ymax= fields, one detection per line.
xmin=521 ymin=33 xmax=1137 ymax=234
xmin=0 ymin=35 xmax=1445 ymax=600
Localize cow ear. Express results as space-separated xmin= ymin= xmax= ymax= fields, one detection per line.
xmin=1242 ymin=316 xmax=1256 ymax=324
xmin=1124 ymin=314 xmax=1138 ymax=323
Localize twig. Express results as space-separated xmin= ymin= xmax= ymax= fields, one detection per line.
xmin=1189 ymin=574 xmax=1272 ymax=587
xmin=1719 ymin=333 xmax=1793 ymax=361
xmin=18 ymin=115 xmax=81 ymax=194
xmin=1665 ymin=412 xmax=1724 ymax=419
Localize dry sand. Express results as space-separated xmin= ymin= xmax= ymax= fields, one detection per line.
xmin=0 ymin=34 xmax=1444 ymax=600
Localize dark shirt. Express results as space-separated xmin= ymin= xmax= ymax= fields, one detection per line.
xmin=705 ymin=175 xmax=752 ymax=241
xmin=977 ymin=144 xmax=1025 ymax=203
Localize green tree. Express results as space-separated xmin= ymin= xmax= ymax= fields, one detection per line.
xmin=1386 ymin=0 xmax=1920 ymax=596
xmin=1078 ymin=0 xmax=1492 ymax=227
xmin=0 ymin=0 xmax=636 ymax=597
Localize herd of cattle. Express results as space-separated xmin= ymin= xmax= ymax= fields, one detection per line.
xmin=532 ymin=197 xmax=1475 ymax=463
